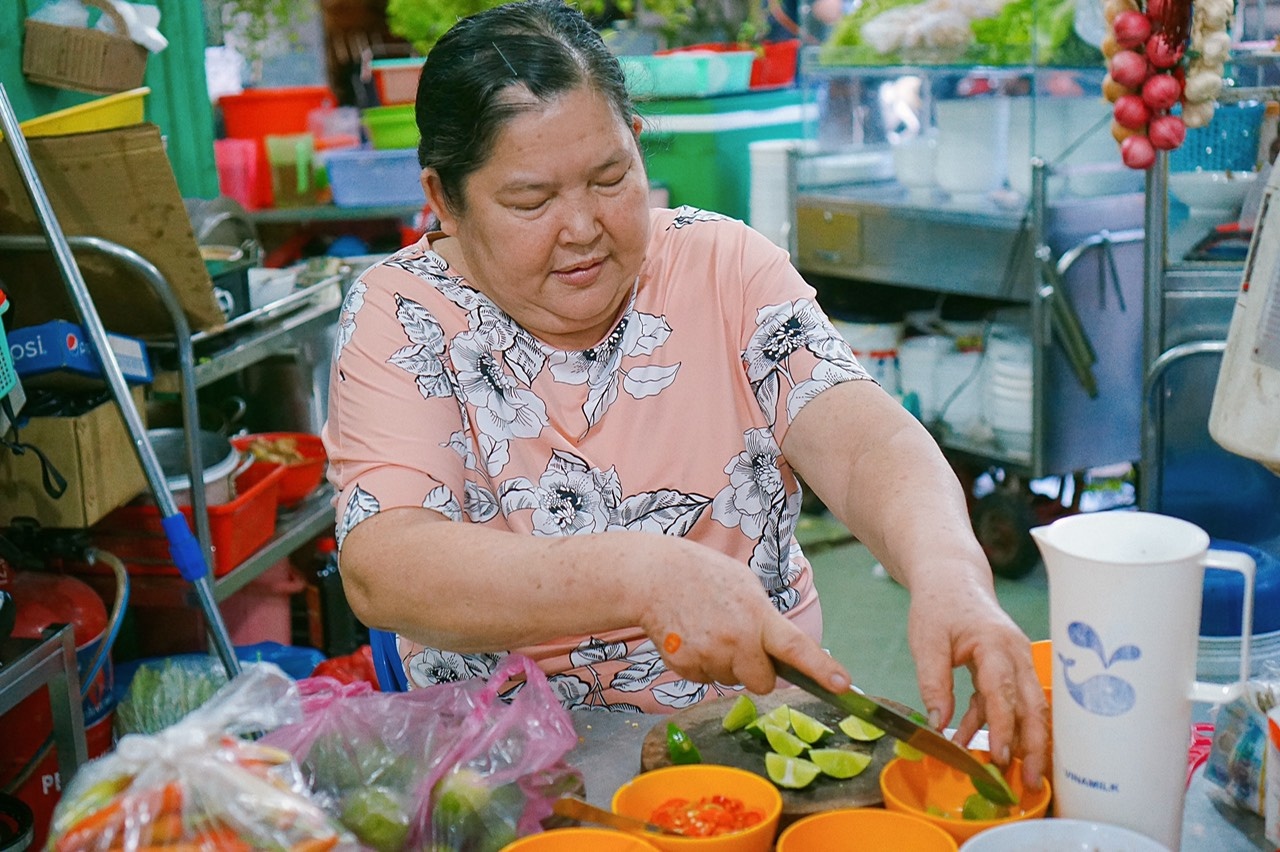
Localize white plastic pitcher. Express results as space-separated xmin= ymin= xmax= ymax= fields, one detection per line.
xmin=1031 ymin=511 xmax=1255 ymax=850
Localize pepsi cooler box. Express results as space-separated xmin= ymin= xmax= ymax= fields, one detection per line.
xmin=8 ymin=320 xmax=152 ymax=389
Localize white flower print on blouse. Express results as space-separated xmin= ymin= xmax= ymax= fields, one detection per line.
xmin=451 ymin=329 xmax=549 ymax=442
xmin=333 ymin=279 xmax=366 ymax=381
xmin=388 ymin=294 xmax=453 ymax=400
xmin=745 ymin=299 xmax=867 ymax=428
xmin=711 ymin=428 xmax=802 ymax=612
xmin=668 ymin=205 xmax=726 ymax=229
xmin=500 ymin=450 xmax=711 ymax=538
xmin=611 ymin=641 xmax=736 ymax=710
xmin=336 ymin=484 xmax=380 ymax=550
xmin=405 ymin=647 xmax=503 ymax=688
xmin=423 ymin=484 xmax=462 ymax=522
xmin=547 ymin=304 xmax=679 ymax=432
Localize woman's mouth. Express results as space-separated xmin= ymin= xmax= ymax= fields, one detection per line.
xmin=554 ymin=258 xmax=605 ymax=287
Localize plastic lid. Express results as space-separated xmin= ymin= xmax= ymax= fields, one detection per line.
xmin=1200 ymin=538 xmax=1280 ymax=636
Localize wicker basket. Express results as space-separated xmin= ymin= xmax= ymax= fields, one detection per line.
xmin=22 ymin=0 xmax=147 ymax=95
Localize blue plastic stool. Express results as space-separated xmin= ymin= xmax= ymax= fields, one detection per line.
xmin=369 ymin=628 xmax=408 ymax=692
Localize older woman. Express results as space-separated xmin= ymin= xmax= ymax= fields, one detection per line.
xmin=323 ymin=0 xmax=1047 ymax=785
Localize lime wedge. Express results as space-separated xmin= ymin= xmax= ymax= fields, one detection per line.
xmin=745 ymin=705 xmax=793 ymax=741
xmin=789 ymin=709 xmax=834 ymax=744
xmin=765 ymin=724 xmax=809 ymax=758
xmin=838 ymin=715 xmax=886 ymax=742
xmin=893 ymin=739 xmax=925 ymax=761
xmin=962 ymin=792 xmax=1009 ymax=821
xmin=764 ymin=752 xmax=821 ymax=789
xmin=722 ymin=695 xmax=758 ymax=732
xmin=808 ymin=748 xmax=873 ymax=779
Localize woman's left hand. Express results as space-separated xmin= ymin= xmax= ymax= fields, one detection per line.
xmin=906 ymin=566 xmax=1051 ymax=790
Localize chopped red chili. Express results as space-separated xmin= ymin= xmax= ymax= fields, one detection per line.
xmin=648 ymin=795 xmax=766 ymax=837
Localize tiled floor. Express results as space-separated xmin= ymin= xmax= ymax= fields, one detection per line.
xmin=797 ymin=514 xmax=1050 ymax=718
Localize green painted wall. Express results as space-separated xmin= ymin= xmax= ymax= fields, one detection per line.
xmin=0 ymin=1 xmax=218 ymax=198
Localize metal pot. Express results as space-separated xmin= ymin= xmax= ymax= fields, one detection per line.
xmin=145 ymin=427 xmax=250 ymax=506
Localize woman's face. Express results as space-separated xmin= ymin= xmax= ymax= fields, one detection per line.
xmin=426 ymin=85 xmax=651 ymax=350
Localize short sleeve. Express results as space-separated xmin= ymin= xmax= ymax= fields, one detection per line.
xmin=322 ymin=264 xmax=469 ymax=549
xmin=728 ymin=221 xmax=872 ymax=447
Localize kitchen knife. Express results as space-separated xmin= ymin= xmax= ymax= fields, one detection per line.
xmin=552 ymin=795 xmax=681 ymax=836
xmin=770 ymin=658 xmax=1018 ymax=806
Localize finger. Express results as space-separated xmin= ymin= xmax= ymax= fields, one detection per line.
xmin=973 ymin=662 xmax=1020 ymax=767
xmin=1017 ymin=679 xmax=1052 ymax=788
xmin=914 ymin=645 xmax=957 ymax=731
xmin=952 ymin=690 xmax=985 ymax=749
xmin=763 ymin=618 xmax=850 ymax=693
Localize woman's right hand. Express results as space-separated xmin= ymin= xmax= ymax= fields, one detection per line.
xmin=637 ymin=536 xmax=851 ymax=696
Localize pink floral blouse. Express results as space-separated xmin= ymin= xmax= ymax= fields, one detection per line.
xmin=323 ymin=206 xmax=871 ymax=713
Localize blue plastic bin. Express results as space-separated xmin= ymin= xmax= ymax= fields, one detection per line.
xmin=325 ymin=147 xmax=425 ymax=208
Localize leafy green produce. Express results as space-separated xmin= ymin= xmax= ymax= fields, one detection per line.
xmin=113 ymin=659 xmax=228 ymax=737
xmin=969 ymin=0 xmax=1097 ymax=66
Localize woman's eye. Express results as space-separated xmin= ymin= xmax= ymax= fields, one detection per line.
xmin=511 ymin=198 xmax=548 ymax=212
xmin=597 ymin=172 xmax=627 ymax=188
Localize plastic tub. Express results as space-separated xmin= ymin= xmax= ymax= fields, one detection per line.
xmin=371 ymin=57 xmax=425 ymax=105
xmin=326 ymin=148 xmax=425 ymax=207
xmin=362 ymin=104 xmax=418 ymax=150
xmin=1170 ymin=101 xmax=1267 ymax=173
xmin=620 ymin=51 xmax=754 ymax=99
xmin=230 ymin=431 xmax=328 ymax=507
xmin=218 ymin=86 xmax=335 ymax=207
xmin=14 ymin=87 xmax=149 ymax=139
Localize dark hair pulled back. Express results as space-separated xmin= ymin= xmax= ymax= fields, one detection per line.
xmin=416 ymin=0 xmax=636 ymax=214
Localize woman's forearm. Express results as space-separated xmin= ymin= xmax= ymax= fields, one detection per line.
xmin=339 ymin=508 xmax=683 ymax=651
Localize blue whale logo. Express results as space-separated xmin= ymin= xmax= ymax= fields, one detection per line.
xmin=1059 ymin=621 xmax=1141 ymax=717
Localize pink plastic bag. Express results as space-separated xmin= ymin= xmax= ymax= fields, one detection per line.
xmin=262 ymin=654 xmax=582 ymax=851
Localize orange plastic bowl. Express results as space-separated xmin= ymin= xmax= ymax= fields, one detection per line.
xmin=231 ymin=431 xmax=327 ymax=506
xmin=879 ymin=751 xmax=1051 ymax=844
xmin=777 ymin=808 xmax=959 ymax=851
xmin=503 ymin=826 xmax=660 ymax=850
xmin=611 ymin=765 xmax=783 ymax=852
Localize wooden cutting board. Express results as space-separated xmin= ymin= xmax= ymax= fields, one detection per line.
xmin=639 ymin=687 xmax=904 ymax=822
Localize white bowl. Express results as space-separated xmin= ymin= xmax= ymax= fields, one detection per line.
xmin=958 ymin=817 xmax=1173 ymax=851
xmin=1168 ymin=169 xmax=1258 ymax=216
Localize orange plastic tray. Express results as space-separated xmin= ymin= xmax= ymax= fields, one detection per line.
xmin=87 ymin=465 xmax=286 ymax=577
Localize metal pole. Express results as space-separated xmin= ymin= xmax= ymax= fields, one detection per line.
xmin=0 ymin=85 xmax=240 ymax=678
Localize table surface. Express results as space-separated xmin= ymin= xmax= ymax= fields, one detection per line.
xmin=566 ymin=709 xmax=1271 ymax=851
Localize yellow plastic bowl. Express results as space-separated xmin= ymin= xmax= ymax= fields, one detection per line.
xmin=777 ymin=808 xmax=959 ymax=851
xmin=879 ymin=751 xmax=1051 ymax=844
xmin=503 ymin=826 xmax=661 ymax=850
xmin=17 ymin=88 xmax=150 ymax=138
xmin=611 ymin=765 xmax=783 ymax=852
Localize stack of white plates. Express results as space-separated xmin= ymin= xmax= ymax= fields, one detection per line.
xmin=748 ymin=138 xmax=807 ymax=251
xmin=982 ymin=326 xmax=1033 ymax=455
xmin=1197 ymin=628 xmax=1280 ymax=682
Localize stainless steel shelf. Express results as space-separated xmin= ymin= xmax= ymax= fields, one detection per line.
xmin=247 ymin=204 xmax=421 ymax=224
xmin=147 ymin=277 xmax=342 ymax=393
xmin=0 ymin=626 xmax=87 ymax=784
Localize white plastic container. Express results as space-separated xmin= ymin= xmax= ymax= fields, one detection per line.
xmin=1209 ymin=163 xmax=1280 ymax=473
xmin=897 ymin=334 xmax=954 ymax=422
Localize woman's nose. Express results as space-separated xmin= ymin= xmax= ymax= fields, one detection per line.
xmin=558 ymin=198 xmax=602 ymax=245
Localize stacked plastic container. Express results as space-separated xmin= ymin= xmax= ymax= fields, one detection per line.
xmin=324 ymin=59 xmax=427 ymax=209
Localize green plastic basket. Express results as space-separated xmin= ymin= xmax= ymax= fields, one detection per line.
xmin=0 ymin=295 xmax=15 ymax=400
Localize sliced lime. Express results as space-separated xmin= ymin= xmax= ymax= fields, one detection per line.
xmin=722 ymin=694 xmax=758 ymax=732
xmin=789 ymin=709 xmax=834 ymax=744
xmin=745 ymin=705 xmax=793 ymax=740
xmin=838 ymin=715 xmax=886 ymax=742
xmin=808 ymin=748 xmax=873 ymax=779
xmin=961 ymin=792 xmax=1009 ymax=821
xmin=764 ymin=724 xmax=809 ymax=758
xmin=893 ymin=739 xmax=925 ymax=761
xmin=764 ymin=752 xmax=821 ymax=789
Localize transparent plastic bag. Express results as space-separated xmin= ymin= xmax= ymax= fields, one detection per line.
xmin=1204 ymin=660 xmax=1280 ymax=816
xmin=48 ymin=663 xmax=356 ymax=851
xmin=262 ymin=654 xmax=583 ymax=851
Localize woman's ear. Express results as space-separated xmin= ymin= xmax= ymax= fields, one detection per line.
xmin=422 ymin=169 xmax=456 ymax=234
xmin=631 ymin=114 xmax=643 ymax=141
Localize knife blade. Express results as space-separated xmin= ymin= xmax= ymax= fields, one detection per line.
xmin=770 ymin=658 xmax=1018 ymax=806
xmin=552 ymin=795 xmax=680 ymax=836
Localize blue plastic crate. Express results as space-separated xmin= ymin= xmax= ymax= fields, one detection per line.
xmin=619 ymin=51 xmax=754 ymax=99
xmin=325 ymin=147 xmax=425 ymax=208
xmin=1170 ymin=101 xmax=1267 ymax=173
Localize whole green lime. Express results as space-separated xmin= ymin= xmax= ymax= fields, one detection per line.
xmin=341 ymin=785 xmax=411 ymax=852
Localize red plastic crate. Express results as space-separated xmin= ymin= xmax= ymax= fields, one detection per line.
xmin=230 ymin=432 xmax=328 ymax=507
xmin=86 ymin=464 xmax=286 ymax=577
xmin=654 ymin=40 xmax=799 ymax=90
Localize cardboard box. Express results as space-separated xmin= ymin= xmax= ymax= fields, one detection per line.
xmin=9 ymin=320 xmax=152 ymax=389
xmin=0 ymin=386 xmax=147 ymax=528
xmin=0 ymin=123 xmax=225 ymax=337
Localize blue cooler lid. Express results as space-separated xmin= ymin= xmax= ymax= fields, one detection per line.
xmin=1200 ymin=539 xmax=1280 ymax=636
